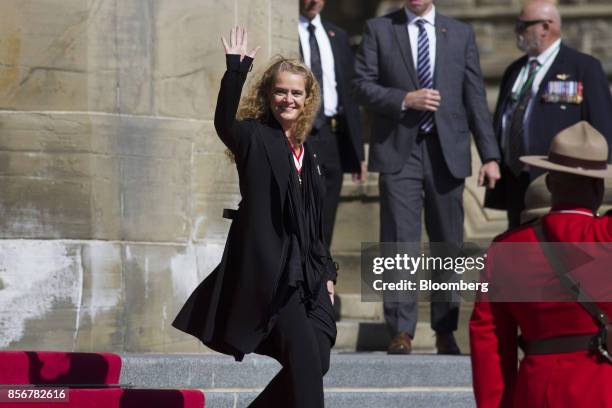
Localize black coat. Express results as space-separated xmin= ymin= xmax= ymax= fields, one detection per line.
xmin=172 ymin=55 xmax=337 ymax=361
xmin=485 ymin=43 xmax=612 ymax=209
xmin=300 ymin=19 xmax=364 ymax=173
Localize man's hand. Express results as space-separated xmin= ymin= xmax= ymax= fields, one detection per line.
xmin=352 ymin=161 xmax=367 ymax=183
xmin=403 ymin=88 xmax=441 ymax=112
xmin=221 ymin=26 xmax=261 ymax=61
xmin=327 ymin=280 xmax=335 ymax=306
xmin=478 ymin=160 xmax=501 ymax=189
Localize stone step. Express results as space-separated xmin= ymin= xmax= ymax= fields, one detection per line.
xmin=120 ymin=353 xmax=473 ymax=390
xmin=204 ymin=389 xmax=475 ymax=408
xmin=336 ymin=293 xmax=475 ymax=321
xmin=334 ymin=294 xmax=474 ymax=353
xmin=335 ymin=320 xmax=435 ymax=352
xmin=121 ymin=353 xmax=474 ymax=407
xmin=336 ymin=293 xmax=384 ymax=321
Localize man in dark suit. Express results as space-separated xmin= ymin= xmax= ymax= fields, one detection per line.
xmin=353 ymin=0 xmax=501 ymax=354
xmin=485 ymin=0 xmax=612 ymax=229
xmin=299 ymin=0 xmax=366 ymax=248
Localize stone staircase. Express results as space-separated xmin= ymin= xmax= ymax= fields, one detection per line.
xmin=335 ymin=294 xmax=475 ymax=354
xmin=121 ymin=353 xmax=475 ymax=408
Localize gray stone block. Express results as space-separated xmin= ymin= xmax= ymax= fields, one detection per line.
xmin=119 ymin=353 xmax=473 ymax=389
xmin=204 ymin=391 xmax=475 ymax=408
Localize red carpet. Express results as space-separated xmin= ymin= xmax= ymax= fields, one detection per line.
xmin=0 ymin=351 xmax=204 ymax=408
xmin=0 ymin=351 xmax=121 ymax=385
xmin=0 ymin=388 xmax=205 ymax=408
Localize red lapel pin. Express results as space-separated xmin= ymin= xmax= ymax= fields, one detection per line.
xmin=328 ymin=30 xmax=335 ymax=37
xmin=441 ymin=27 xmax=447 ymax=33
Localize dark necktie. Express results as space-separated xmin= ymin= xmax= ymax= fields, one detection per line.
xmin=307 ymin=23 xmax=325 ymax=129
xmin=506 ymin=59 xmax=540 ymax=176
xmin=308 ymin=23 xmax=323 ymax=89
xmin=416 ymin=19 xmax=435 ymax=134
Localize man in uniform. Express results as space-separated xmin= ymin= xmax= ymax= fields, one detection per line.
xmin=470 ymin=121 xmax=612 ymax=407
xmin=485 ymin=0 xmax=612 ymax=229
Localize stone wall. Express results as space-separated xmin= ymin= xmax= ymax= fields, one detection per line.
xmin=0 ymin=0 xmax=297 ymax=352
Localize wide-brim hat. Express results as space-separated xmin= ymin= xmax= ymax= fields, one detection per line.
xmin=520 ymin=121 xmax=612 ymax=179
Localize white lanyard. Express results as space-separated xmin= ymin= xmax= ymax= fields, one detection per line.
xmin=550 ymin=210 xmax=594 ymax=217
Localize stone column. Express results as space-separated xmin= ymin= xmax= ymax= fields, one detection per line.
xmin=0 ymin=0 xmax=297 ymax=352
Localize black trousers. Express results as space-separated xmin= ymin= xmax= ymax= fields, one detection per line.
xmin=500 ymin=165 xmax=531 ymax=230
xmin=249 ymin=289 xmax=333 ymax=408
xmin=308 ymin=122 xmax=343 ymax=248
xmin=379 ymin=132 xmax=463 ymax=337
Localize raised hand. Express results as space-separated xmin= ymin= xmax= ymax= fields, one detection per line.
xmin=221 ymin=26 xmax=261 ymax=61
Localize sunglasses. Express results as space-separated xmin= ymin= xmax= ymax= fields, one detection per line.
xmin=515 ymin=19 xmax=551 ymax=32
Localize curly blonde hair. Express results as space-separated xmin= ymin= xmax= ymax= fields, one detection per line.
xmin=237 ymin=56 xmax=321 ymax=144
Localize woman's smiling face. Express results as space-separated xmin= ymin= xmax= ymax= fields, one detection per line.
xmin=268 ymin=71 xmax=307 ymax=127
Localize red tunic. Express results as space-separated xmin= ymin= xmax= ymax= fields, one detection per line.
xmin=470 ymin=205 xmax=612 ymax=407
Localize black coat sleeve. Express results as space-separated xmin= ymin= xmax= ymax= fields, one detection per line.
xmin=581 ymin=58 xmax=612 ymax=160
xmin=324 ymin=246 xmax=338 ymax=284
xmin=340 ymin=30 xmax=365 ymax=163
xmin=214 ymin=54 xmax=254 ymax=158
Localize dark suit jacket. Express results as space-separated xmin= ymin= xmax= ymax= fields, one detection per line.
xmin=172 ymin=55 xmax=335 ymax=361
xmin=301 ymin=19 xmax=364 ymax=173
xmin=485 ymin=44 xmax=612 ymax=209
xmin=353 ymin=9 xmax=500 ymax=178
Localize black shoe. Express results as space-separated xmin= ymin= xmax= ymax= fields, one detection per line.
xmin=435 ymin=332 xmax=461 ymax=355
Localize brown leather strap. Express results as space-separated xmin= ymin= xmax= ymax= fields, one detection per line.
xmin=520 ymin=334 xmax=597 ymax=355
xmin=533 ymin=223 xmax=611 ymax=328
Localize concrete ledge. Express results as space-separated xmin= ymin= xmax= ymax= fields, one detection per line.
xmin=204 ymin=389 xmax=475 ymax=408
xmin=120 ymin=353 xmax=473 ymax=389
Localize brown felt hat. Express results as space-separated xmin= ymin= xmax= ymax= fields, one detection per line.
xmin=520 ymin=121 xmax=612 ymax=179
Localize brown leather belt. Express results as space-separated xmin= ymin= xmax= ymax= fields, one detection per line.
xmin=519 ymin=334 xmax=597 ymax=355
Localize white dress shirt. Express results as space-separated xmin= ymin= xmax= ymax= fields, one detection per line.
xmin=405 ymin=6 xmax=437 ymax=79
xmin=298 ymin=14 xmax=338 ymax=116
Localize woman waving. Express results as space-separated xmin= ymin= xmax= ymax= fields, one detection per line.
xmin=173 ymin=26 xmax=337 ymax=407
